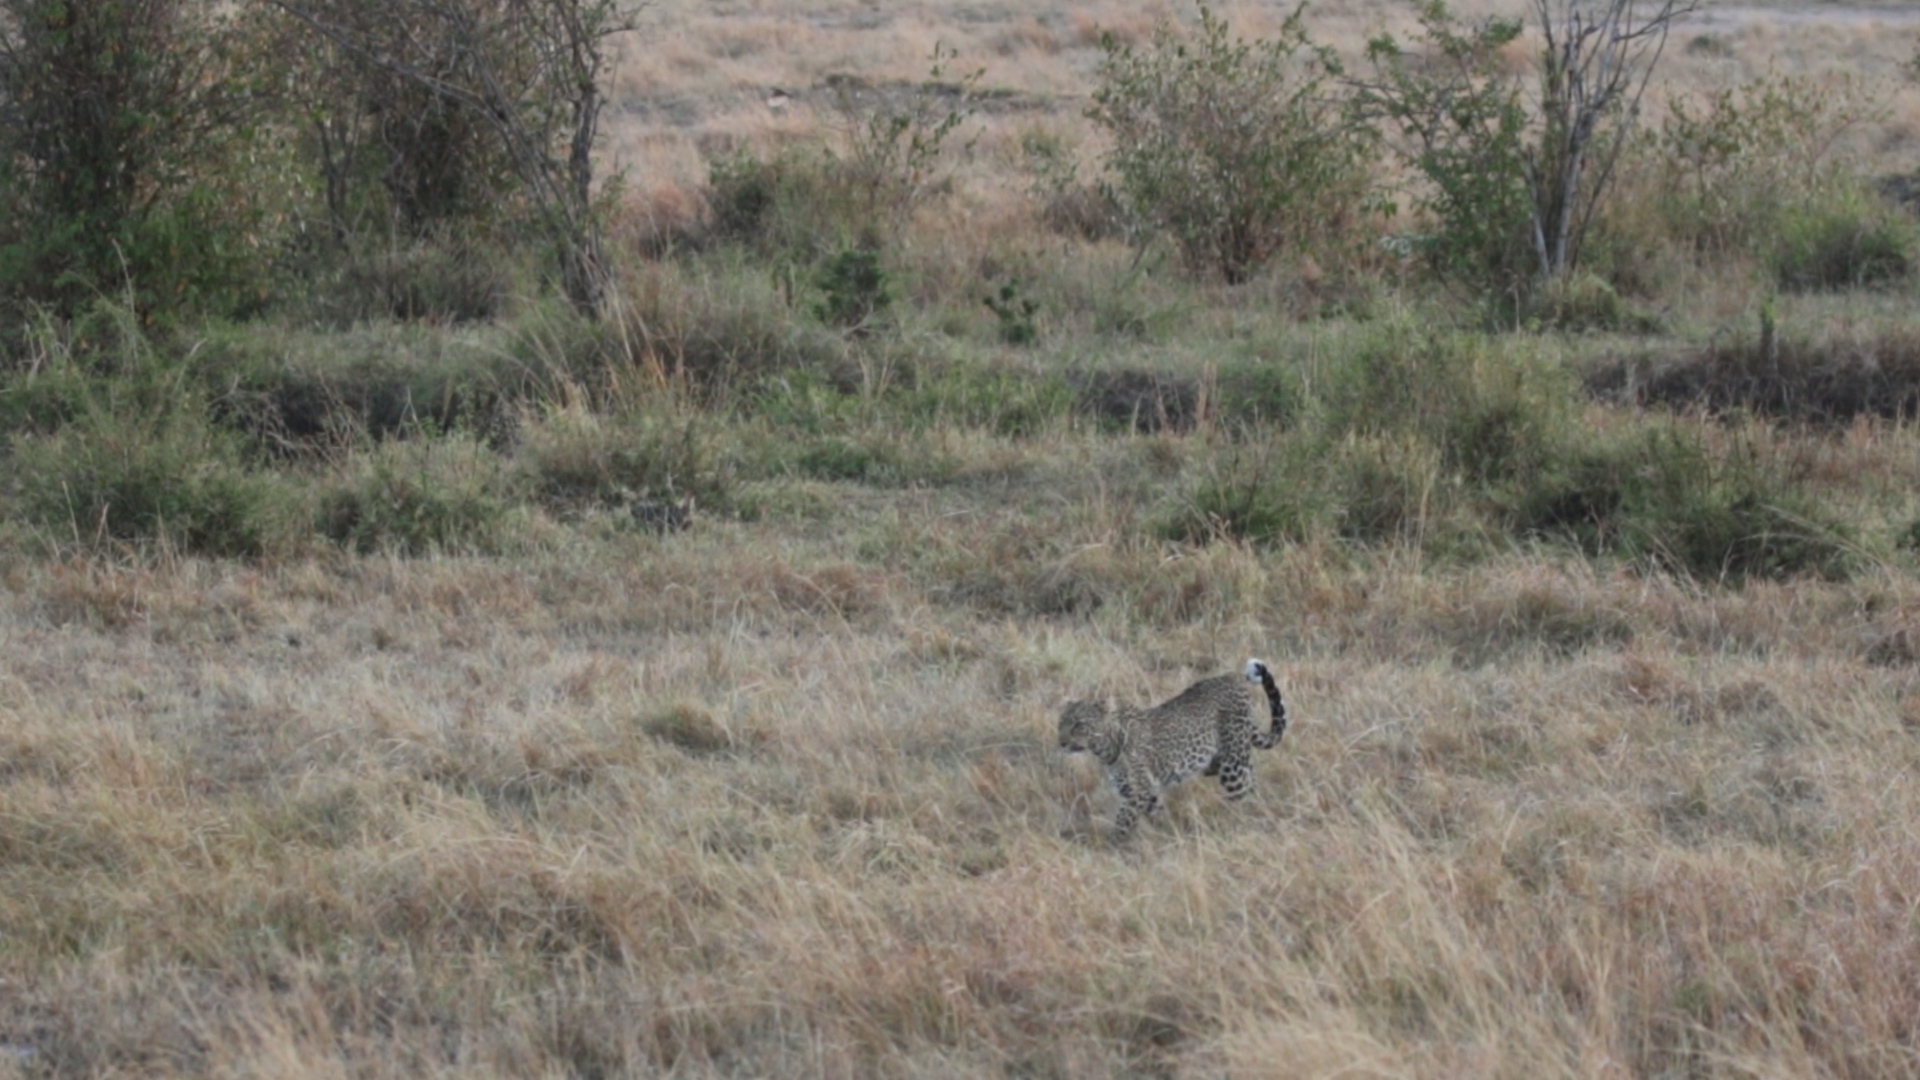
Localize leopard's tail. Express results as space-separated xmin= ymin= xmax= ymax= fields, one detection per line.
xmin=1244 ymin=659 xmax=1288 ymax=749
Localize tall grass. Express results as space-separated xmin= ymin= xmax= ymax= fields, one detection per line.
xmin=2 ymin=540 xmax=1917 ymax=1077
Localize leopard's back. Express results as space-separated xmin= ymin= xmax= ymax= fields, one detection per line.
xmin=1134 ymin=673 xmax=1252 ymax=788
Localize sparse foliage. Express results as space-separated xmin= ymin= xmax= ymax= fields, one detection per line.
xmin=265 ymin=0 xmax=631 ymax=317
xmin=0 ymin=0 xmax=275 ymax=319
xmin=1090 ymin=3 xmax=1372 ymax=284
xmin=1363 ymin=0 xmax=1696 ymax=296
xmin=1618 ymin=72 xmax=1912 ymax=290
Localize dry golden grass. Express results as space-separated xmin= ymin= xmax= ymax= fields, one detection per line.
xmin=4 ymin=462 xmax=1920 ymax=1075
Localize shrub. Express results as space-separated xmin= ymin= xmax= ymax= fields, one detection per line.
xmin=896 ymin=362 xmax=1074 ymax=437
xmin=1771 ymin=204 xmax=1913 ymax=291
xmin=811 ymin=247 xmax=893 ymax=333
xmin=9 ymin=409 xmax=282 ymax=558
xmin=326 ymin=240 xmax=514 ymax=324
xmin=613 ymin=257 xmax=854 ymax=390
xmin=316 ymin=436 xmax=519 ymax=555
xmin=706 ymin=55 xmax=976 ymax=260
xmin=1089 ymin=3 xmax=1371 ymax=284
xmin=1605 ymin=72 xmax=1899 ymax=285
xmin=1165 ymin=440 xmax=1326 ymax=545
xmin=984 ymin=278 xmax=1041 ymax=346
xmin=1320 ymin=330 xmax=1573 ymax=488
xmin=1327 ymin=432 xmax=1445 ymax=544
xmin=516 ymin=402 xmax=730 ymax=514
xmin=796 ymin=437 xmax=902 ymax=483
xmin=1362 ymin=7 xmax=1533 ymax=295
xmin=1363 ymin=0 xmax=1691 ymax=299
xmin=0 ymin=0 xmax=276 ymax=320
xmin=706 ymin=149 xmax=848 ymax=252
xmin=1510 ymin=423 xmax=1855 ymax=582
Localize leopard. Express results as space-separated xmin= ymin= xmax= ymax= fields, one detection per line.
xmin=1058 ymin=659 xmax=1288 ymax=841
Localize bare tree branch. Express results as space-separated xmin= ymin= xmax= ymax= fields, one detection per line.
xmin=1525 ymin=0 xmax=1697 ymax=280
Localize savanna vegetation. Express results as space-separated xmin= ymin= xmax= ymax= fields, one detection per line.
xmin=4 ymin=0 xmax=1920 ymax=1075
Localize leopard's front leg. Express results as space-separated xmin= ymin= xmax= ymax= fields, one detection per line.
xmin=1111 ymin=756 xmax=1161 ymax=840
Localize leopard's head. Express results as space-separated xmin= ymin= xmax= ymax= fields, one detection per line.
xmin=1058 ymin=697 xmax=1121 ymax=758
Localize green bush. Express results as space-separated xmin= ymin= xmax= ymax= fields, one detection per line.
xmin=614 ymin=258 xmax=854 ymax=390
xmin=894 ymin=363 xmax=1074 ymax=437
xmin=796 ymin=437 xmax=902 ymax=483
xmin=316 ymin=437 xmax=518 ymax=555
xmin=1510 ymin=423 xmax=1855 ymax=582
xmin=9 ymin=409 xmax=283 ymax=558
xmin=1090 ymin=3 xmax=1372 ymax=284
xmin=0 ymin=0 xmax=278 ymax=321
xmin=1361 ymin=6 xmax=1534 ymax=295
xmin=326 ymin=240 xmax=514 ymax=324
xmin=1320 ymin=331 xmax=1573 ymax=487
xmin=1771 ymin=205 xmax=1914 ymax=291
xmin=811 ymin=247 xmax=893 ymax=332
xmin=1165 ymin=440 xmax=1325 ymax=545
xmin=1606 ymin=72 xmax=1899 ymax=286
xmin=1328 ymin=433 xmax=1445 ymax=544
xmin=516 ymin=403 xmax=730 ymax=513
xmin=706 ymin=58 xmax=975 ymax=261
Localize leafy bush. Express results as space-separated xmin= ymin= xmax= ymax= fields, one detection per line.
xmin=1320 ymin=331 xmax=1573 ymax=487
xmin=9 ymin=409 xmax=283 ymax=558
xmin=326 ymin=241 xmax=514 ymax=324
xmin=706 ymin=57 xmax=976 ymax=260
xmin=1364 ymin=0 xmax=1689 ymax=300
xmin=1165 ymin=440 xmax=1325 ymax=545
xmin=796 ymin=437 xmax=902 ymax=483
xmin=1327 ymin=432 xmax=1445 ymax=544
xmin=984 ymin=278 xmax=1041 ymax=345
xmin=1362 ymin=7 xmax=1533 ymax=294
xmin=811 ymin=247 xmax=893 ymax=332
xmin=316 ymin=437 xmax=519 ymax=555
xmin=894 ymin=362 xmax=1074 ymax=437
xmin=0 ymin=0 xmax=278 ymax=320
xmin=516 ymin=403 xmax=730 ymax=513
xmin=1510 ymin=423 xmax=1855 ymax=582
xmin=1089 ymin=4 xmax=1371 ymax=284
xmin=1771 ymin=204 xmax=1913 ymax=291
xmin=614 ymin=256 xmax=854 ymax=390
xmin=1605 ymin=73 xmax=1903 ymax=287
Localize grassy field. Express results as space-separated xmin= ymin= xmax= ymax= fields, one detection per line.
xmin=5 ymin=1 xmax=1920 ymax=1077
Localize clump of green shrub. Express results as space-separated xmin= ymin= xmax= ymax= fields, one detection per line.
xmin=1507 ymin=422 xmax=1855 ymax=582
xmin=1089 ymin=4 xmax=1372 ymax=284
xmin=2 ymin=302 xmax=290 ymax=557
xmin=316 ymin=436 xmax=520 ymax=555
xmin=811 ymin=246 xmax=893 ymax=332
xmin=516 ymin=402 xmax=730 ymax=514
xmin=1165 ymin=440 xmax=1325 ymax=546
xmin=1166 ymin=329 xmax=1852 ymax=582
xmin=1603 ymin=72 xmax=1911 ymax=291
xmin=325 ymin=240 xmax=514 ymax=325
xmin=1320 ymin=330 xmax=1574 ymax=487
xmin=10 ymin=410 xmax=285 ymax=558
xmin=1770 ymin=204 xmax=1914 ymax=291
